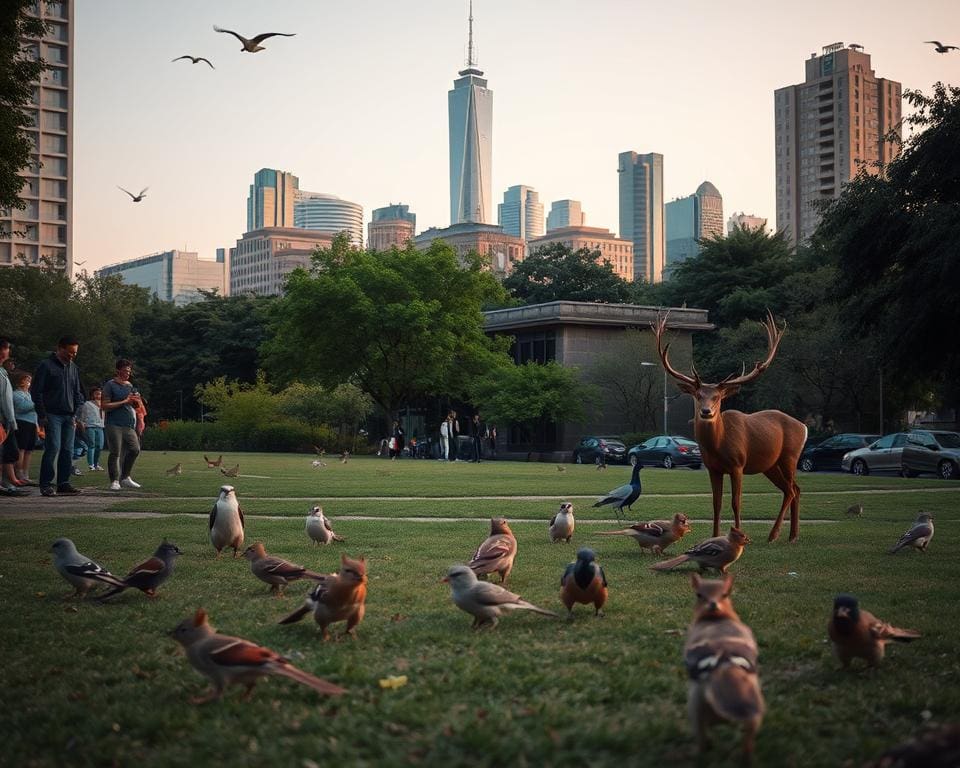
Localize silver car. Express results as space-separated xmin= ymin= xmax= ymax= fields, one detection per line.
xmin=901 ymin=430 xmax=960 ymax=480
xmin=841 ymin=433 xmax=911 ymax=476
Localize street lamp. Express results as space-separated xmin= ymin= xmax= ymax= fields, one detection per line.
xmin=640 ymin=361 xmax=668 ymax=435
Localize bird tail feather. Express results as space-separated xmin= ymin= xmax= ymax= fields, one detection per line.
xmin=331 ymin=533 xmax=345 ymax=543
xmin=506 ymin=601 xmax=558 ymax=618
xmin=651 ymin=554 xmax=690 ymax=571
xmin=595 ymin=529 xmax=633 ymax=536
xmin=278 ymin=605 xmax=312 ymax=625
xmin=301 ymin=570 xmax=327 ymax=581
xmin=95 ymin=581 xmax=130 ymax=600
xmin=887 ymin=626 xmax=921 ymax=642
xmin=272 ymin=663 xmax=346 ymax=695
xmin=704 ymin=665 xmax=765 ymax=723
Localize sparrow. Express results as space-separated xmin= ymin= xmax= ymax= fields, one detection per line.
xmin=305 ymin=506 xmax=345 ymax=545
xmin=204 ymin=454 xmax=223 ymax=468
xmin=171 ymin=608 xmax=346 ymax=703
xmin=209 ymin=484 xmax=244 ymax=558
xmin=117 ymin=186 xmax=148 ymax=202
xmin=597 ymin=513 xmax=692 ymax=555
xmin=213 ymin=25 xmax=296 ymax=53
xmin=889 ymin=512 xmax=935 ymax=554
xmin=278 ymin=554 xmax=368 ymax=639
xmin=172 ymin=55 xmax=215 ymax=68
xmin=846 ymin=502 xmax=864 ymax=517
xmin=651 ymin=527 xmax=750 ymax=574
xmin=165 ymin=463 xmax=182 ymax=477
xmin=592 ymin=462 xmax=642 ymax=521
xmin=925 ymin=40 xmax=958 ymax=53
xmin=443 ymin=565 xmax=557 ymax=629
xmin=220 ymin=464 xmax=240 ymax=478
xmin=549 ymin=502 xmax=575 ymax=543
xmin=50 ymin=537 xmax=124 ymax=599
xmin=468 ymin=518 xmax=517 ymax=584
xmin=828 ymin=594 xmax=921 ymax=668
xmin=684 ymin=573 xmax=765 ymax=761
xmin=97 ymin=540 xmax=183 ymax=600
xmin=560 ymin=548 xmax=607 ymax=618
xmin=243 ymin=542 xmax=325 ymax=596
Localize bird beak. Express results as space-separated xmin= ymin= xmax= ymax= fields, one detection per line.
xmin=441 ymin=576 xmax=449 ymax=583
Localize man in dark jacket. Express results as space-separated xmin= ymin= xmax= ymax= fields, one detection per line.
xmin=31 ymin=336 xmax=84 ymax=496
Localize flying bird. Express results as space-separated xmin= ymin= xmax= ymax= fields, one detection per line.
xmin=117 ymin=186 xmax=148 ymax=202
xmin=828 ymin=594 xmax=921 ymax=668
xmin=96 ymin=540 xmax=182 ymax=601
xmin=172 ymin=55 xmax=215 ymax=68
xmin=651 ymin=527 xmax=750 ymax=574
xmin=50 ymin=538 xmax=124 ymax=599
xmin=549 ymin=502 xmax=575 ymax=543
xmin=166 ymin=463 xmax=183 ymax=477
xmin=220 ymin=464 xmax=240 ymax=478
xmin=443 ymin=565 xmax=557 ymax=630
xmin=213 ymin=25 xmax=296 ymax=53
xmin=889 ymin=512 xmax=935 ymax=554
xmin=209 ymin=485 xmax=244 ymax=558
xmin=597 ymin=512 xmax=693 ymax=555
xmin=592 ymin=462 xmax=642 ymax=522
xmin=305 ymin=506 xmax=345 ymax=545
xmin=925 ymin=40 xmax=958 ymax=53
xmin=468 ymin=518 xmax=518 ymax=584
xmin=560 ymin=548 xmax=607 ymax=618
xmin=278 ymin=554 xmax=368 ymax=640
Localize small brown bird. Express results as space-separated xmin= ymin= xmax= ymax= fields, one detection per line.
xmin=556 ymin=465 xmax=566 ymax=472
xmin=846 ymin=502 xmax=864 ymax=517
xmin=166 ymin=462 xmax=183 ymax=477
xmin=596 ymin=462 xmax=607 ymax=471
xmin=468 ymin=518 xmax=518 ymax=584
xmin=651 ymin=527 xmax=750 ymax=574
xmin=549 ymin=502 xmax=575 ymax=543
xmin=279 ymin=554 xmax=368 ymax=640
xmin=243 ymin=542 xmax=326 ymax=597
xmin=96 ymin=540 xmax=182 ymax=601
xmin=220 ymin=464 xmax=240 ymax=478
xmin=684 ymin=573 xmax=765 ymax=761
xmin=828 ymin=594 xmax=921 ymax=668
xmin=560 ymin=548 xmax=607 ymax=618
xmin=204 ymin=454 xmax=223 ymax=468
xmin=313 ymin=445 xmax=325 ymax=457
xmin=213 ymin=25 xmax=296 ymax=53
xmin=889 ymin=512 xmax=935 ymax=554
xmin=305 ymin=506 xmax=345 ymax=545
xmin=340 ymin=451 xmax=350 ymax=464
xmin=597 ymin=512 xmax=692 ymax=555
xmin=171 ymin=608 xmax=346 ymax=703
xmin=172 ymin=55 xmax=215 ymax=69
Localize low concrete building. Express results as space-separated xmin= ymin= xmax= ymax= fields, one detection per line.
xmin=229 ymin=227 xmax=334 ymax=296
xmin=527 ymin=225 xmax=634 ymax=282
xmin=96 ymin=249 xmax=226 ymax=305
xmin=413 ymin=222 xmax=525 ymax=277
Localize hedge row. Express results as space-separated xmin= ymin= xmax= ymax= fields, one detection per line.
xmin=141 ymin=420 xmax=353 ymax=453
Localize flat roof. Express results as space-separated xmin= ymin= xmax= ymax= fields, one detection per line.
xmin=483 ymin=300 xmax=712 ymax=332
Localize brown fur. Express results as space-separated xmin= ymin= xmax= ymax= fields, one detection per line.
xmin=279 ymin=553 xmax=367 ymax=640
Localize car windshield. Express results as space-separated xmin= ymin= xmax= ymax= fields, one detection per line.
xmin=933 ymin=433 xmax=960 ymax=449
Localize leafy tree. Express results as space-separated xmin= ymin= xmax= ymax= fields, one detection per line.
xmin=195 ymin=372 xmax=278 ymax=430
xmin=469 ymin=361 xmax=592 ymax=428
xmin=588 ymin=330 xmax=662 ymax=432
xmin=503 ymin=242 xmax=634 ymax=305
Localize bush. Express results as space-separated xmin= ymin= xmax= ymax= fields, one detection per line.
xmin=142 ymin=420 xmax=343 ymax=453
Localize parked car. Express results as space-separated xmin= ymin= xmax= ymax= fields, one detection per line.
xmin=572 ymin=436 xmax=628 ymax=465
xmin=628 ymin=435 xmax=702 ymax=469
xmin=841 ymin=433 xmax=912 ymax=475
xmin=900 ymin=430 xmax=960 ymax=480
xmin=799 ymin=433 xmax=880 ymax=472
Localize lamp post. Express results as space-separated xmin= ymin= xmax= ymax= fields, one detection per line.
xmin=640 ymin=361 xmax=668 ymax=435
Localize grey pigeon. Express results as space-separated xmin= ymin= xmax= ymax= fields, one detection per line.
xmin=50 ymin=538 xmax=124 ymax=599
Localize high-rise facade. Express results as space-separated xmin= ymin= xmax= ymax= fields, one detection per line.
xmin=293 ymin=191 xmax=364 ymax=246
xmin=775 ymin=43 xmax=901 ymax=246
xmin=247 ymin=168 xmax=299 ymax=232
xmin=546 ymin=200 xmax=585 ymax=231
xmin=230 ymin=227 xmax=335 ymax=297
xmin=665 ymin=181 xmax=723 ymax=275
xmin=618 ymin=151 xmax=665 ymax=283
xmin=498 ymin=185 xmax=544 ymax=241
xmin=0 ymin=0 xmax=74 ymax=273
xmin=96 ymin=250 xmax=227 ymax=305
xmin=448 ymin=2 xmax=492 ymax=225
xmin=728 ymin=212 xmax=768 ymax=234
xmin=368 ymin=204 xmax=416 ymax=251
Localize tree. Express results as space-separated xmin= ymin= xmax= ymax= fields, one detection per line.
xmin=588 ymin=330 xmax=661 ymax=432
xmin=503 ymin=242 xmax=635 ymax=305
xmin=264 ymin=235 xmax=511 ymax=416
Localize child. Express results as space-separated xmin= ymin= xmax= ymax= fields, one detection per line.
xmin=78 ymin=386 xmax=105 ymax=471
xmin=12 ymin=370 xmax=38 ymax=485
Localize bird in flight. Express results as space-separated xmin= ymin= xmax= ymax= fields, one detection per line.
xmin=118 ymin=186 xmax=148 ymax=202
xmin=213 ymin=25 xmax=295 ymax=53
xmin=172 ymin=55 xmax=215 ymax=69
xmin=925 ymin=40 xmax=958 ymax=53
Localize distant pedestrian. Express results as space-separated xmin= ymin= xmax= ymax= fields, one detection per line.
xmin=449 ymin=410 xmax=461 ymax=461
xmin=487 ymin=424 xmax=497 ymax=459
xmin=30 ymin=335 xmax=84 ymax=496
xmin=470 ymin=413 xmax=485 ymax=462
xmin=78 ymin=386 xmax=105 ymax=471
xmin=439 ymin=413 xmax=451 ymax=461
xmin=102 ymin=359 xmax=142 ymax=490
xmin=0 ymin=339 xmax=29 ymax=496
xmin=12 ymin=369 xmax=38 ymax=486
xmin=389 ymin=419 xmax=404 ymax=460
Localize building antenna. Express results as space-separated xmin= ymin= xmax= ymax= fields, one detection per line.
xmin=467 ymin=0 xmax=475 ymax=68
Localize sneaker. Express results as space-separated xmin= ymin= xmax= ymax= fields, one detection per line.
xmin=72 ymin=466 xmax=83 ymax=476
xmin=109 ymin=480 xmax=121 ymax=491
xmin=120 ymin=477 xmax=141 ymax=489
xmin=1 ymin=485 xmax=30 ymax=496
xmin=56 ymin=484 xmax=81 ymax=495
xmin=40 ymin=486 xmax=57 ymax=497
xmin=93 ymin=465 xmax=105 ymax=471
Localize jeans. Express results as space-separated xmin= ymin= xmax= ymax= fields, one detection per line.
xmin=439 ymin=435 xmax=449 ymax=460
xmin=40 ymin=413 xmax=75 ymax=489
xmin=106 ymin=424 xmax=140 ymax=481
xmin=85 ymin=426 xmax=104 ymax=468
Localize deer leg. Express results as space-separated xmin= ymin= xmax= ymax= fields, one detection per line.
xmin=730 ymin=470 xmax=744 ymax=532
xmin=788 ymin=475 xmax=801 ymax=543
xmin=708 ymin=470 xmax=724 ymax=537
xmin=763 ymin=465 xmax=794 ymax=542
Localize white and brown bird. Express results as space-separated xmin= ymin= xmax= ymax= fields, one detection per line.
xmin=305 ymin=506 xmax=345 ymax=545
xmin=213 ymin=25 xmax=296 ymax=53
xmin=278 ymin=554 xmax=368 ymax=640
xmin=209 ymin=484 xmax=244 ymax=558
xmin=560 ymin=548 xmax=607 ymax=618
xmin=171 ymin=608 xmax=346 ymax=703
xmin=598 ymin=512 xmax=693 ymax=555
xmin=311 ymin=459 xmax=327 ymax=468
xmin=651 ymin=527 xmax=750 ymax=574
xmin=828 ymin=594 xmax=921 ymax=668
xmin=846 ymin=502 xmax=864 ymax=517
xmin=204 ymin=454 xmax=223 ymax=468
xmin=243 ymin=542 xmax=325 ymax=597
xmin=50 ymin=538 xmax=124 ymax=599
xmin=117 ymin=186 xmax=148 ymax=203
xmin=889 ymin=512 xmax=935 ymax=554
xmin=925 ymin=40 xmax=959 ymax=53
xmin=468 ymin=517 xmax=518 ymax=584
xmin=549 ymin=502 xmax=575 ymax=543
xmin=220 ymin=464 xmax=240 ymax=478
xmin=444 ymin=565 xmax=557 ymax=629
xmin=172 ymin=55 xmax=214 ymax=68
xmin=166 ymin=462 xmax=183 ymax=477
xmin=684 ymin=573 xmax=765 ymax=761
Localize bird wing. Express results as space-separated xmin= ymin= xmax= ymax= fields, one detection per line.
xmin=925 ymin=41 xmax=944 ymax=46
xmin=65 ymin=560 xmax=122 ymax=584
xmin=549 ymin=514 xmax=558 ymax=528
xmin=237 ymin=504 xmax=245 ymax=529
xmin=249 ymin=31 xmax=297 ymax=44
xmin=117 ymin=186 xmax=136 ymax=199
xmin=470 ymin=535 xmax=515 ymax=565
xmin=593 ymin=483 xmax=631 ymax=507
xmin=125 ymin=556 xmax=165 ymax=580
xmin=197 ymin=57 xmax=215 ymax=68
xmin=137 ymin=187 xmax=149 ymax=197
xmin=213 ymin=25 xmax=248 ymax=44
xmin=262 ymin=557 xmax=305 ymax=579
xmin=896 ymin=522 xmax=932 ymax=547
xmin=172 ymin=56 xmax=191 ymax=63
xmin=208 ymin=502 xmax=218 ymax=530
xmin=598 ymin=565 xmax=608 ymax=587
xmin=560 ymin=562 xmax=576 ymax=586
xmin=323 ymin=518 xmax=334 ymax=532
xmin=209 ymin=637 xmax=278 ymax=667
xmin=470 ymin=581 xmax=523 ymax=606
xmin=631 ymin=521 xmax=666 ymax=537
xmin=686 ymin=540 xmax=725 ymax=558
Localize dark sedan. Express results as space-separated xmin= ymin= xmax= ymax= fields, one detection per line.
xmin=799 ymin=433 xmax=880 ymax=472
xmin=628 ymin=436 xmax=702 ymax=469
xmin=572 ymin=436 xmax=628 ymax=465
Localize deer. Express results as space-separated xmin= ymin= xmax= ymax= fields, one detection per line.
xmin=653 ymin=310 xmax=807 ymax=543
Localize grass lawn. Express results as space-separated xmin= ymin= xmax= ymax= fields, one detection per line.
xmin=1 ymin=454 xmax=958 ymax=766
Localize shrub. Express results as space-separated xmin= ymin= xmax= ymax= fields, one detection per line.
xmin=142 ymin=420 xmax=344 ymax=453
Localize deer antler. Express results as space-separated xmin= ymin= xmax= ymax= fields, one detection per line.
xmin=652 ymin=311 xmax=699 ymax=388
xmin=718 ymin=309 xmax=785 ymax=388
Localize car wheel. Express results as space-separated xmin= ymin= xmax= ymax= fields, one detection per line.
xmin=939 ymin=460 xmax=957 ymax=480
xmin=574 ymin=454 xmax=582 ymax=465
xmin=663 ymin=455 xmax=673 ymax=469
xmin=800 ymin=457 xmax=814 ymax=472
xmin=629 ymin=455 xmax=638 ymax=467
xmin=851 ymin=459 xmax=868 ymax=476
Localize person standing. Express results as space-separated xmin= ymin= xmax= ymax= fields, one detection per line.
xmin=30 ymin=336 xmax=84 ymax=497
xmin=470 ymin=413 xmax=485 ymax=462
xmin=389 ymin=419 xmax=404 ymax=461
xmin=12 ymin=370 xmax=38 ymax=486
xmin=487 ymin=424 xmax=497 ymax=460
xmin=78 ymin=386 xmax=105 ymax=471
xmin=0 ymin=339 xmax=30 ymax=496
xmin=101 ymin=359 xmax=142 ymax=491
xmin=449 ymin=410 xmax=461 ymax=462
xmin=439 ymin=413 xmax=450 ymax=461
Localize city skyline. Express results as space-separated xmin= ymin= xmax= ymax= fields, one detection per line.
xmin=70 ymin=0 xmax=957 ymax=272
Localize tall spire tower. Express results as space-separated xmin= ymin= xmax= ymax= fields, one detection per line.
xmin=448 ymin=1 xmax=493 ymax=225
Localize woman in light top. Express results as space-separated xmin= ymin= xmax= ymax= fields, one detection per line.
xmin=78 ymin=386 xmax=105 ymax=471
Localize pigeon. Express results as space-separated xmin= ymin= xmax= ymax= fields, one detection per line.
xmin=243 ymin=542 xmax=326 ymax=597
xmin=684 ymin=573 xmax=764 ymax=761
xmin=213 ymin=25 xmax=296 ymax=53
xmin=651 ymin=528 xmax=750 ymax=574
xmin=166 ymin=463 xmax=183 ymax=477
xmin=549 ymin=502 xmax=575 ymax=543
xmin=172 ymin=55 xmax=215 ymax=68
xmin=846 ymin=502 xmax=863 ymax=517
xmin=171 ymin=608 xmax=346 ymax=703
xmin=305 ymin=506 xmax=345 ymax=545
xmin=828 ymin=594 xmax=921 ymax=668
xmin=468 ymin=518 xmax=517 ymax=584
xmin=925 ymin=40 xmax=958 ymax=53
xmin=117 ymin=186 xmax=148 ymax=202
xmin=50 ymin=538 xmax=125 ymax=599
xmin=278 ymin=554 xmax=368 ymax=639
xmin=209 ymin=485 xmax=244 ymax=558
xmin=592 ymin=462 xmax=642 ymax=522
xmin=97 ymin=540 xmax=182 ymax=601
xmin=220 ymin=464 xmax=240 ymax=478
xmin=443 ymin=565 xmax=557 ymax=629
xmin=560 ymin=548 xmax=607 ymax=618
xmin=597 ymin=513 xmax=693 ymax=555
xmin=204 ymin=454 xmax=223 ymax=468
xmin=889 ymin=512 xmax=935 ymax=554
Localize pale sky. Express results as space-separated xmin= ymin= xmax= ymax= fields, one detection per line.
xmin=73 ymin=0 xmax=959 ymax=271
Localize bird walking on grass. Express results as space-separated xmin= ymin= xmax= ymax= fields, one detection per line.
xmin=243 ymin=542 xmax=326 ymax=597
xmin=651 ymin=527 xmax=750 ymax=574
xmin=209 ymin=485 xmax=244 ymax=558
xmin=305 ymin=506 xmax=345 ymax=545
xmin=560 ymin=548 xmax=607 ymax=618
xmin=213 ymin=25 xmax=295 ymax=53
xmin=204 ymin=454 xmax=223 ymax=468
xmin=340 ymin=451 xmax=350 ymax=464
xmin=278 ymin=554 xmax=368 ymax=640
xmin=166 ymin=463 xmax=182 ymax=477
xmin=597 ymin=512 xmax=692 ymax=555
xmin=97 ymin=540 xmax=182 ymax=601
xmin=592 ymin=462 xmax=642 ymax=522
xmin=444 ymin=565 xmax=557 ymax=630
xmin=50 ymin=538 xmax=124 ymax=599
xmin=468 ymin=518 xmax=517 ymax=584
xmin=220 ymin=464 xmax=240 ymax=478
xmin=889 ymin=512 xmax=935 ymax=554
xmin=846 ymin=502 xmax=864 ymax=517
xmin=549 ymin=502 xmax=575 ymax=543
xmin=828 ymin=594 xmax=921 ymax=668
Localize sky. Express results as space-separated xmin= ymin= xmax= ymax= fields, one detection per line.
xmin=73 ymin=0 xmax=960 ymax=271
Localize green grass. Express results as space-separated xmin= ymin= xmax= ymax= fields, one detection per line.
xmin=2 ymin=454 xmax=959 ymax=766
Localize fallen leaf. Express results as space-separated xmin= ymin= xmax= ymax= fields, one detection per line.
xmin=379 ymin=675 xmax=408 ymax=690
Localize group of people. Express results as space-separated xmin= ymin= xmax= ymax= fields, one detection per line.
xmin=0 ymin=336 xmax=146 ymax=498
xmin=438 ymin=410 xmax=496 ymax=463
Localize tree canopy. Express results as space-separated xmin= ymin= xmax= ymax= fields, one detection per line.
xmin=502 ymin=242 xmax=635 ymax=305
xmin=469 ymin=361 xmax=591 ymax=427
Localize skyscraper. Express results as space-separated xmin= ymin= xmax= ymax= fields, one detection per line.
xmin=368 ymin=204 xmax=416 ymax=251
xmin=665 ymin=181 xmax=724 ymax=274
xmin=448 ymin=1 xmax=492 ymax=225
xmin=247 ymin=168 xmax=299 ymax=232
xmin=775 ymin=43 xmax=901 ymax=246
xmin=618 ymin=151 xmax=665 ymax=283
xmin=546 ymin=200 xmax=585 ymax=231
xmin=498 ymin=185 xmax=544 ymax=241
xmin=0 ymin=1 xmax=74 ymax=274
xmin=293 ymin=191 xmax=364 ymax=246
